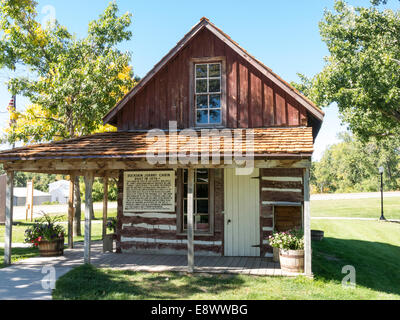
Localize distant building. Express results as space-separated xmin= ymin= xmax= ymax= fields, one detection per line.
xmin=48 ymin=180 xmax=70 ymax=204
xmin=13 ymin=187 xmax=51 ymax=206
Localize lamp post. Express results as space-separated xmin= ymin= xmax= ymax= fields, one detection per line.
xmin=379 ymin=166 xmax=386 ymax=221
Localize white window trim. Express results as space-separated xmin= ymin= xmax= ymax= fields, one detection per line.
xmin=189 ymin=57 xmax=227 ymax=128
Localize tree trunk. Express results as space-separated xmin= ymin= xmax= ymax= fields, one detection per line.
xmin=73 ymin=176 xmax=82 ymax=236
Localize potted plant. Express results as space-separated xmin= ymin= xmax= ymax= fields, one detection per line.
xmin=103 ymin=217 xmax=117 ymax=252
xmin=24 ymin=212 xmax=65 ymax=257
xmin=268 ymin=228 xmax=304 ymax=273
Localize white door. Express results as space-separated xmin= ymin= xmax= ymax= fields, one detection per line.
xmin=224 ymin=168 xmax=260 ymax=256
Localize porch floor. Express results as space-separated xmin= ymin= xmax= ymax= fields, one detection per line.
xmin=92 ymin=246 xmax=302 ymax=277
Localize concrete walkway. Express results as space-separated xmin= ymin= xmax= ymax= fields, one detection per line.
xmin=0 ymin=242 xmax=106 ymax=300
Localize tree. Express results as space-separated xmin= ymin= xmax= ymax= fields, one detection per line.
xmin=311 ymin=133 xmax=400 ymax=193
xmin=293 ymin=0 xmax=400 ymax=141
xmin=0 ymin=0 xmax=136 ymax=234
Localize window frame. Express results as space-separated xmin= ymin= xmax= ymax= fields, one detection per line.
xmin=189 ymin=57 xmax=227 ymax=128
xmin=176 ymin=168 xmax=215 ymax=236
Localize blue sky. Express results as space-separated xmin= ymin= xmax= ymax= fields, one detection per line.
xmin=1 ymin=0 xmax=398 ymax=159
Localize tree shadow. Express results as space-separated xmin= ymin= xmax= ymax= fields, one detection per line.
xmin=53 ymin=264 xmax=246 ymax=300
xmin=312 ymin=237 xmax=400 ymax=295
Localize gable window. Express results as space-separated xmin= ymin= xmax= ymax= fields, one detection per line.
xmin=195 ymin=63 xmax=222 ymax=125
xmin=179 ymin=169 xmax=214 ymax=235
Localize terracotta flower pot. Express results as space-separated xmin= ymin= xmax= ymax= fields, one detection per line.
xmin=279 ymin=249 xmax=304 ymax=273
xmin=38 ymin=237 xmax=64 ymax=257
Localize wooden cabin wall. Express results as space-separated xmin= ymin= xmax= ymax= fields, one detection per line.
xmin=116 ymin=169 xmax=224 ymax=256
xmin=259 ymin=168 xmax=304 ymax=257
xmin=117 ymin=28 xmax=308 ymax=131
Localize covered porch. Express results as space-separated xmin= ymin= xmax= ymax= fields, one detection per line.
xmin=0 ymin=128 xmax=313 ymax=277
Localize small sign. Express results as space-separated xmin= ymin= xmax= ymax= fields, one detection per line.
xmin=123 ymin=171 xmax=175 ymax=213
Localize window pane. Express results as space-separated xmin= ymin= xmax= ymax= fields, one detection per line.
xmin=197 ymin=200 xmax=208 ymax=213
xmin=209 ymin=79 xmax=220 ymax=93
xmin=196 ymin=64 xmax=207 ymax=78
xmin=183 ymin=215 xmax=187 ymax=229
xmin=196 ymin=79 xmax=207 ymax=93
xmin=196 ymin=95 xmax=208 ymax=109
xmin=196 ymin=169 xmax=208 ymax=183
xmin=197 ymin=110 xmax=208 ymax=124
xmin=209 ymin=94 xmax=221 ymax=109
xmin=198 ymin=215 xmax=209 ymax=224
xmin=209 ymin=64 xmax=221 ymax=77
xmin=209 ymin=110 xmax=221 ymax=124
xmin=195 ymin=216 xmax=209 ymax=231
xmin=196 ymin=183 xmax=208 ymax=198
xmin=184 ymin=183 xmax=187 ymax=195
xmin=183 ymin=170 xmax=187 ymax=183
xmin=183 ymin=199 xmax=187 ymax=214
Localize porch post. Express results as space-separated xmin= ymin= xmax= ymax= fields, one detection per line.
xmin=102 ymin=175 xmax=108 ymax=242
xmin=84 ymin=172 xmax=94 ymax=264
xmin=68 ymin=174 xmax=75 ymax=249
xmin=187 ymin=168 xmax=194 ymax=273
xmin=4 ymin=171 xmax=14 ymax=265
xmin=303 ymin=168 xmax=312 ymax=276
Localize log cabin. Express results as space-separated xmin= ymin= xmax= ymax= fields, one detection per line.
xmin=0 ymin=18 xmax=324 ymax=276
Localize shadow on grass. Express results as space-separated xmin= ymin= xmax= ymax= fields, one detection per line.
xmin=53 ymin=264 xmax=246 ymax=300
xmin=312 ymin=237 xmax=400 ymax=296
xmin=0 ymin=247 xmax=39 ymax=268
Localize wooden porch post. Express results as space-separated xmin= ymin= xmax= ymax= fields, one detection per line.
xmin=68 ymin=174 xmax=75 ymax=249
xmin=304 ymin=168 xmax=312 ymax=276
xmin=102 ymin=175 xmax=108 ymax=242
xmin=187 ymin=168 xmax=194 ymax=273
xmin=84 ymin=172 xmax=94 ymax=264
xmin=4 ymin=171 xmax=14 ymax=265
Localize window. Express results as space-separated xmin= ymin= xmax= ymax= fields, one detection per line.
xmin=181 ymin=169 xmax=213 ymax=234
xmin=195 ymin=63 xmax=222 ymax=125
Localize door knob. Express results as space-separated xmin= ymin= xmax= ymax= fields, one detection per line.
xmin=227 ymin=219 xmax=231 ymax=224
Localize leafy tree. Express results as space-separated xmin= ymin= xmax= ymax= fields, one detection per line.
xmin=312 ymin=133 xmax=400 ymax=193
xmin=0 ymin=1 xmax=136 ymax=234
xmin=293 ymin=0 xmax=400 ymax=140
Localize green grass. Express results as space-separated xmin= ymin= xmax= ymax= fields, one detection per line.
xmin=45 ymin=208 xmax=117 ymax=221
xmin=0 ymin=208 xmax=115 ymax=266
xmin=53 ymin=219 xmax=400 ymax=300
xmin=311 ymin=197 xmax=400 ymax=219
xmin=0 ymin=221 xmax=105 ymax=244
xmin=0 ymin=247 xmax=39 ymax=269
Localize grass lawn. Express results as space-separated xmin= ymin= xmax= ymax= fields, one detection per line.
xmin=53 ymin=219 xmax=400 ymax=300
xmin=0 ymin=247 xmax=39 ymax=269
xmin=311 ymin=197 xmax=400 ymax=219
xmin=0 ymin=221 xmax=105 ymax=244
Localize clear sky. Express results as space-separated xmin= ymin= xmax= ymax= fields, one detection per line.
xmin=1 ymin=0 xmax=398 ymax=159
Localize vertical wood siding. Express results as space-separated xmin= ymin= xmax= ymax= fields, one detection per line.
xmin=117 ymin=28 xmax=307 ymax=130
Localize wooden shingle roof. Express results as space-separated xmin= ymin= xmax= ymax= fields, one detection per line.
xmin=0 ymin=128 xmax=313 ymax=162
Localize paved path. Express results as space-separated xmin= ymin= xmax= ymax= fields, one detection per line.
xmin=311 ymin=191 xmax=400 ymax=201
xmin=0 ymin=242 xmax=106 ymax=300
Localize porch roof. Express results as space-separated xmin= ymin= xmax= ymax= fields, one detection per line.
xmin=0 ymin=128 xmax=313 ymax=162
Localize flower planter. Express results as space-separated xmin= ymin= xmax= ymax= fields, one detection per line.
xmin=279 ymin=249 xmax=304 ymax=273
xmin=103 ymin=233 xmax=115 ymax=253
xmin=38 ymin=238 xmax=64 ymax=257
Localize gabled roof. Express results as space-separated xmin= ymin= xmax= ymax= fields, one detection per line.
xmin=0 ymin=128 xmax=314 ymax=161
xmin=103 ymin=18 xmax=324 ymax=126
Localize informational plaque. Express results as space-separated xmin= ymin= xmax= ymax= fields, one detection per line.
xmin=123 ymin=171 xmax=175 ymax=212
